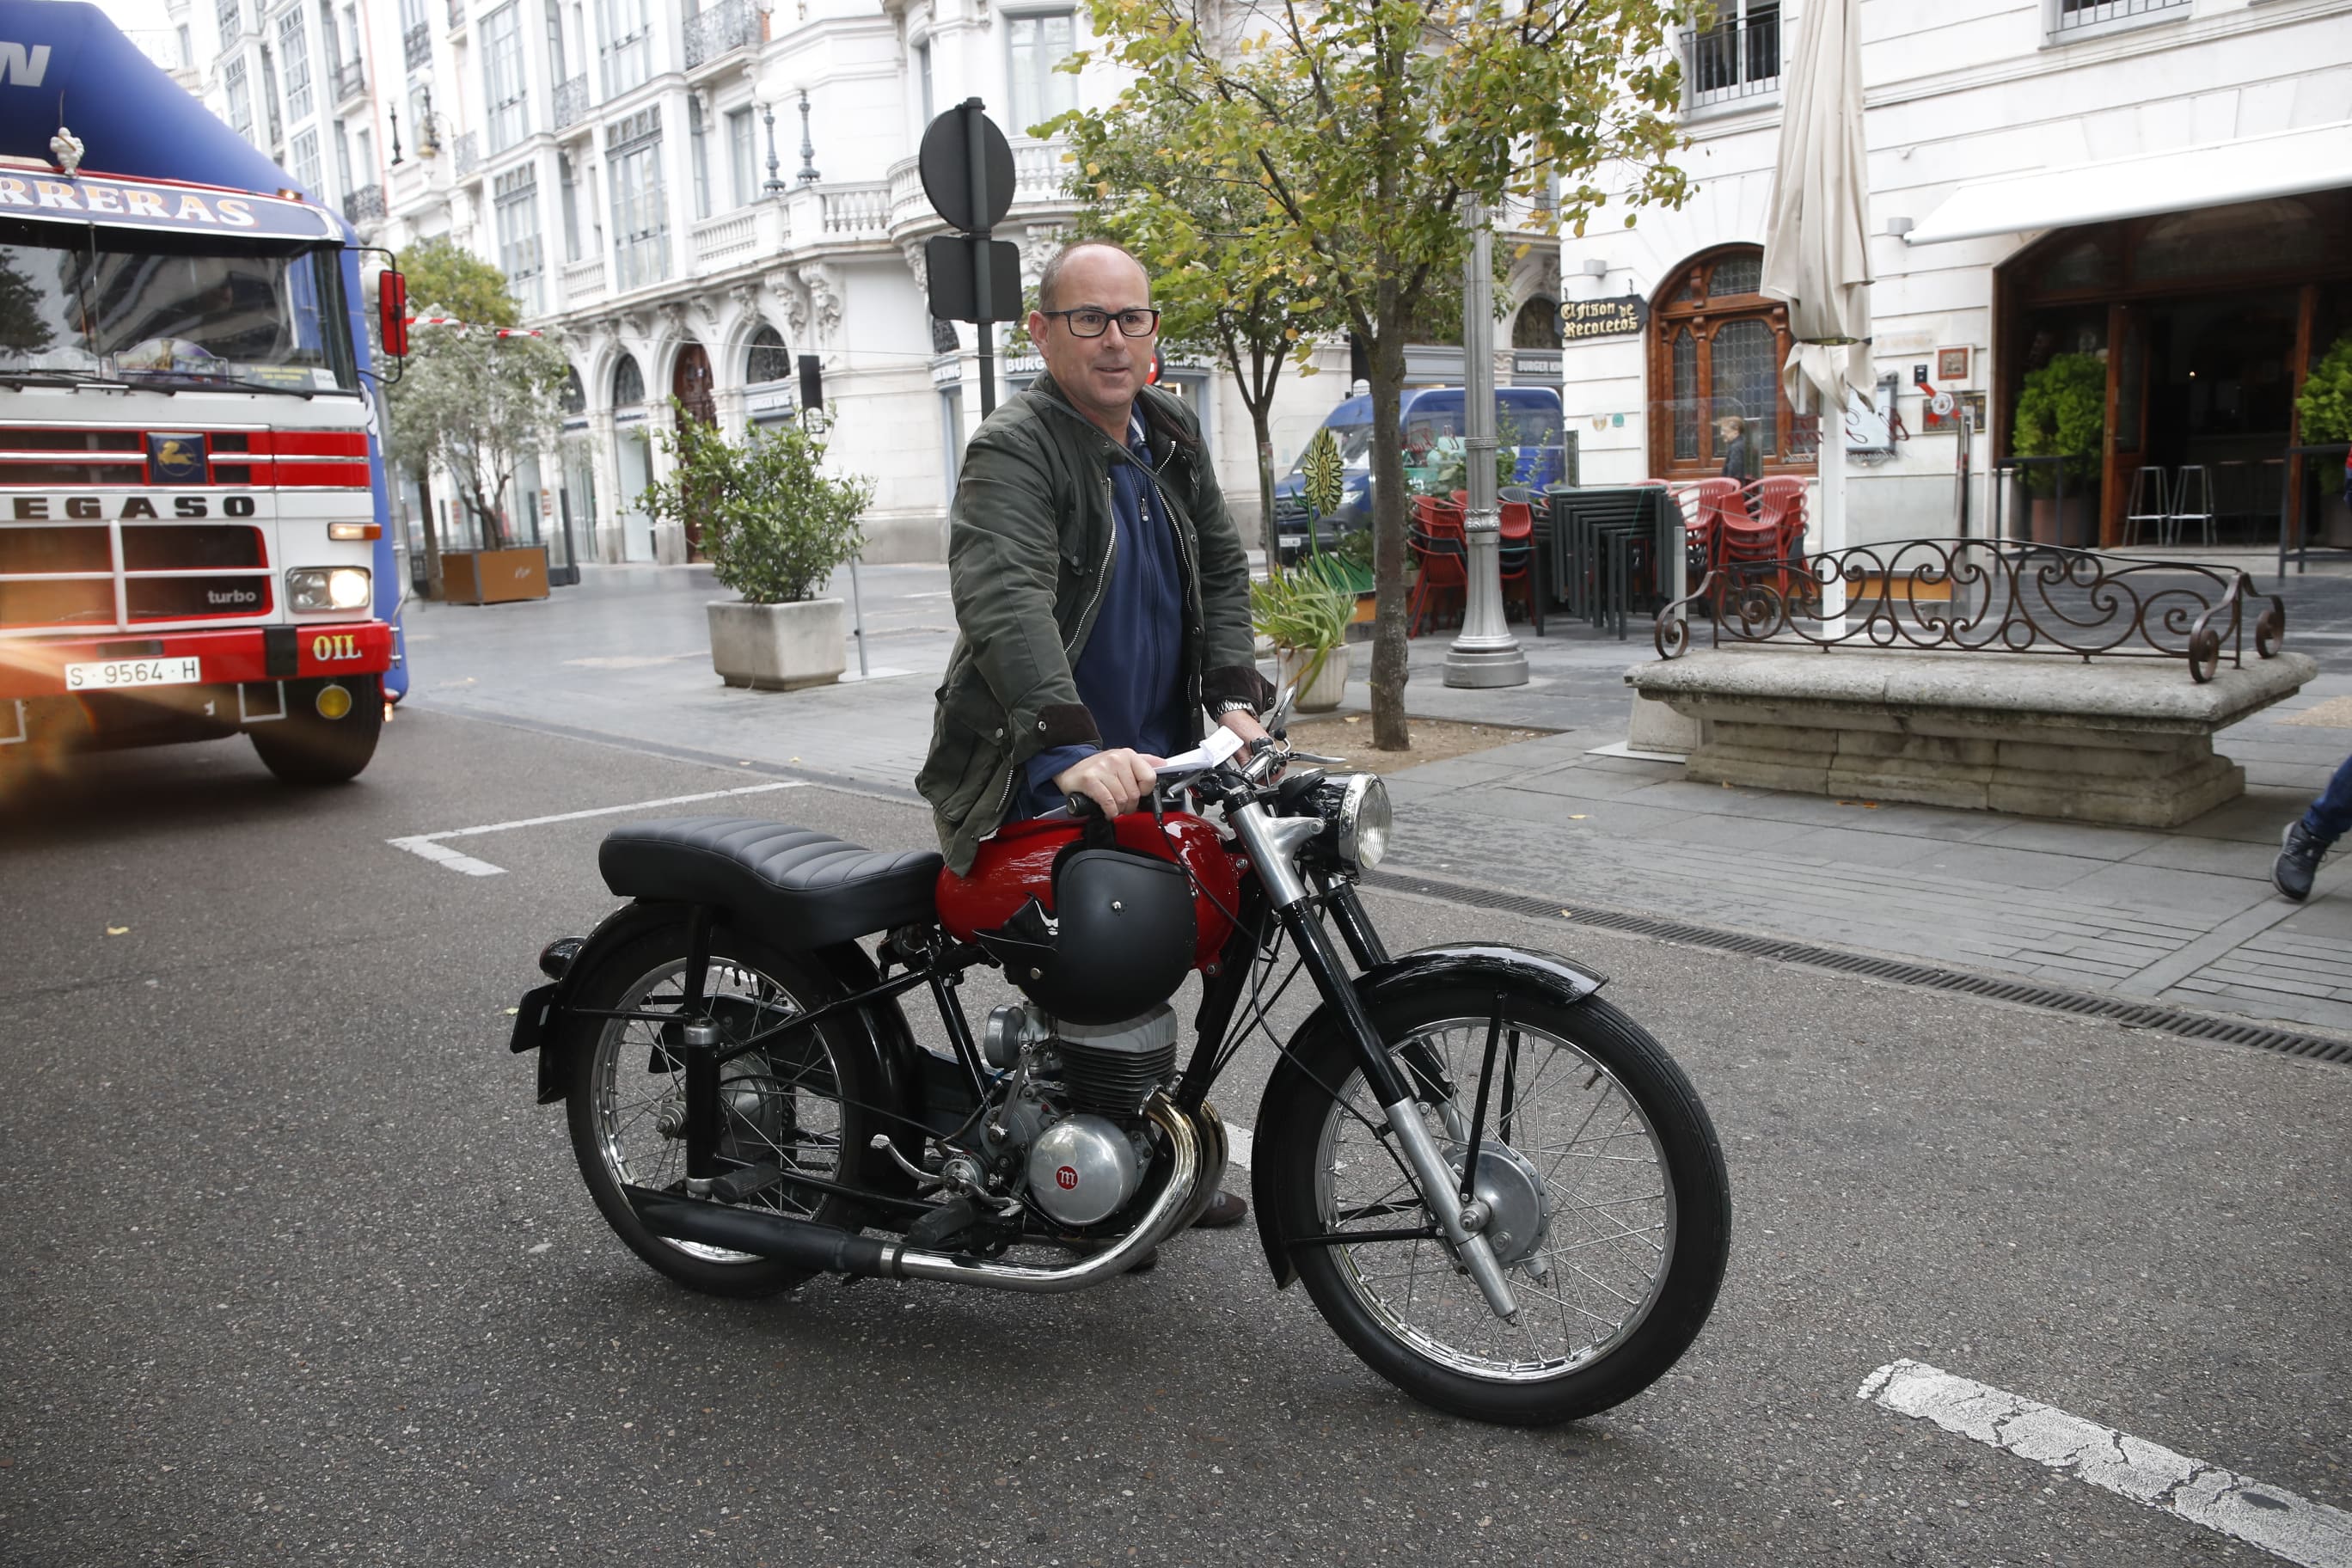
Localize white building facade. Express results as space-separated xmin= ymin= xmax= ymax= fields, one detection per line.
xmin=1561 ymin=0 xmax=2351 ymax=550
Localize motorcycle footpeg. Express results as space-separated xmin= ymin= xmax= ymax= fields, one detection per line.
xmin=707 ymin=1164 xmax=783 ymax=1203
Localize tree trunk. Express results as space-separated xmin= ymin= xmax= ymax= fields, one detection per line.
xmin=1366 ymin=312 xmax=1412 ymax=752
xmin=417 ymin=471 xmax=443 ymax=600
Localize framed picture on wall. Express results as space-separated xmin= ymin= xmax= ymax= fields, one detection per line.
xmin=1937 ymin=346 xmax=1971 ymax=383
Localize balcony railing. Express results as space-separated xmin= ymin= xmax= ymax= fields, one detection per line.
xmin=448 ymin=0 xmax=466 ymax=29
xmin=2053 ymin=0 xmax=2187 ymax=34
xmin=683 ymin=0 xmax=761 ymax=68
xmin=818 ymin=184 xmax=890 ymax=237
xmin=560 ymin=256 xmax=607 ymax=305
xmin=343 ymin=183 xmax=386 ymax=223
xmin=1685 ymin=1 xmax=1780 ymax=110
xmin=403 ymin=21 xmax=430 ymax=68
xmin=333 ymin=57 xmax=366 ymax=102
xmin=553 ymin=75 xmax=590 ymax=130
xmin=453 ymin=132 xmax=480 ymax=176
xmin=691 ymin=210 xmax=759 ymax=266
xmin=1012 ymin=137 xmax=1076 ymax=204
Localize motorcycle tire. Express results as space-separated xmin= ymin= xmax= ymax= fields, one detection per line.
xmin=1265 ymin=981 xmax=1729 ymax=1426
xmin=564 ymin=921 xmax=886 ymax=1299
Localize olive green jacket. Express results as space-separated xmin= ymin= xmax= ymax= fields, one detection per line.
xmin=917 ymin=372 xmax=1271 ymax=873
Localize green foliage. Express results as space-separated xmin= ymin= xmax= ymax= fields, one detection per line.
xmin=642 ymin=410 xmax=873 ymax=604
xmin=1300 ymin=425 xmax=1345 ymax=519
xmin=2298 ymin=334 xmax=2352 ymax=445
xmin=1415 ymin=436 xmax=1516 ymax=497
xmin=1059 ymin=0 xmax=1690 ymax=746
xmin=1251 ymin=558 xmax=1354 ymax=689
xmin=2011 ymin=352 xmax=2107 ymax=492
xmin=397 ymin=236 xmax=520 ymax=329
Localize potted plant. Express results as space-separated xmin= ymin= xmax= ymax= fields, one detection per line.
xmin=1252 ymin=558 xmax=1355 ymax=713
xmin=2295 ymin=332 xmax=2352 ymax=545
xmin=2011 ymin=352 xmax=2104 ymax=547
xmin=643 ymin=405 xmax=874 ymax=690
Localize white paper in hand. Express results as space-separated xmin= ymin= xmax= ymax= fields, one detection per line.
xmin=1156 ymin=726 xmax=1246 ymax=778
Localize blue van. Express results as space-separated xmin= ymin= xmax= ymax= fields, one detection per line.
xmin=1271 ymin=386 xmax=1567 ymax=563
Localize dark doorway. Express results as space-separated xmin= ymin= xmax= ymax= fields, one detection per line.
xmin=2138 ymin=291 xmax=2301 ymax=540
xmin=671 ymin=342 xmax=719 ymax=558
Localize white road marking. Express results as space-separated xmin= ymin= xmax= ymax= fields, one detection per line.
xmin=388 ymin=781 xmax=810 ymax=877
xmin=1860 ymin=1360 xmax=2352 ymax=1566
xmin=1223 ymin=1122 xmax=1253 ymax=1171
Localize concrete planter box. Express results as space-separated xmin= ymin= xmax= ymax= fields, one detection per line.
xmin=1627 ymin=646 xmax=2318 ymax=829
xmin=707 ymin=597 xmax=847 ymax=691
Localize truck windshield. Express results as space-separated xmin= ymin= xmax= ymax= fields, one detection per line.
xmin=0 ymin=223 xmax=352 ymax=395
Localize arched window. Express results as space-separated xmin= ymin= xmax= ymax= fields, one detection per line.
xmin=612 ymin=352 xmax=645 ymax=407
xmin=1512 ymin=299 xmax=1561 ymax=350
xmin=746 ymin=325 xmax=791 ymax=384
xmin=1648 ymin=246 xmax=1809 ymax=477
xmin=560 ymin=365 xmax=585 ymax=415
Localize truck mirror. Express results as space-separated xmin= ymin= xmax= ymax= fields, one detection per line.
xmin=379 ymin=270 xmax=409 ymax=359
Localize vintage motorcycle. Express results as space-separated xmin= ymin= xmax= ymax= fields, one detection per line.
xmin=509 ymin=713 xmax=1730 ymax=1426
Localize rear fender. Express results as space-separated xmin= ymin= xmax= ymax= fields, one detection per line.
xmin=1248 ymin=944 xmax=1608 ymax=1289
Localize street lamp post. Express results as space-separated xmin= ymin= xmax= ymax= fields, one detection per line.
xmin=1443 ymin=197 xmax=1528 ymax=689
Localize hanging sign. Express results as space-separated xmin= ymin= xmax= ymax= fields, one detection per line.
xmin=1558 ymin=295 xmax=1648 ymax=342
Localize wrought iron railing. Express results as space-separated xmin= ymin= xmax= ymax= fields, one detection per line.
xmin=683 ymin=0 xmax=760 ymax=67
xmin=343 ymin=183 xmax=386 ymax=222
xmin=1685 ymin=1 xmax=1780 ymax=110
xmin=448 ymin=0 xmax=466 ymax=28
xmin=453 ymin=132 xmax=480 ymax=175
xmin=1655 ymin=539 xmax=2287 ymax=684
xmin=2054 ymin=0 xmax=2187 ymax=34
xmin=403 ymin=21 xmax=430 ymax=68
xmin=553 ymin=75 xmax=590 ymax=129
xmin=333 ymin=57 xmax=366 ymax=101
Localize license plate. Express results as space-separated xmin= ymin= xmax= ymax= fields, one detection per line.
xmin=64 ymin=657 xmax=203 ymax=691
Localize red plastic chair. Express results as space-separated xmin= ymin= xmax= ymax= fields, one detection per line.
xmin=1755 ymin=476 xmax=1809 ymax=558
xmin=1409 ymin=499 xmax=1467 ymax=636
xmin=1498 ymin=499 xmax=1544 ymax=634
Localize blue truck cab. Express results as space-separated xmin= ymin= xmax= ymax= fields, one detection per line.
xmin=1271 ymin=386 xmax=1565 ymax=564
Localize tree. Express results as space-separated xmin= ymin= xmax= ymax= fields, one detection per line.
xmin=640 ymin=407 xmax=873 ymax=604
xmin=382 ymin=238 xmax=566 ymax=595
xmin=1065 ymin=0 xmax=1689 ymax=748
xmin=1057 ymin=101 xmax=1348 ymax=563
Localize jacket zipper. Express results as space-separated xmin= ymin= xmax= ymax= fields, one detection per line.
xmin=1067 ymin=474 xmax=1118 ymax=658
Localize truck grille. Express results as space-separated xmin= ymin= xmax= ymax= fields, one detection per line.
xmin=0 ymin=524 xmax=271 ymax=634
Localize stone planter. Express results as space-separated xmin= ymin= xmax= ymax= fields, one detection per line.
xmin=707 ymin=597 xmax=846 ymax=691
xmin=1280 ymin=643 xmax=1351 ymax=714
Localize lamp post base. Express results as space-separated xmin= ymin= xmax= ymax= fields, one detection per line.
xmin=1442 ymin=640 xmax=1529 ymax=688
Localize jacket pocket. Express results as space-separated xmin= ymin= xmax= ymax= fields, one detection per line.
xmin=920 ymin=708 xmax=1007 ymax=825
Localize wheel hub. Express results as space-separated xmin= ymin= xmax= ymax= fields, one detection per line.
xmin=1449 ymin=1140 xmax=1549 ymax=1270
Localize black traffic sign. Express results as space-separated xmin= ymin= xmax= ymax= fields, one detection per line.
xmin=919 ymin=101 xmax=1014 ymax=236
xmin=927 ymin=234 xmax=1021 ymax=324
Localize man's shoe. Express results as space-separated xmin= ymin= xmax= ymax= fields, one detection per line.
xmin=2275 ymin=820 xmax=2326 ymax=902
xmin=1193 ymin=1190 xmax=1248 ymax=1228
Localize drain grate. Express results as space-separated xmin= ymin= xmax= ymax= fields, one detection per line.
xmin=1360 ymin=870 xmax=2352 ymax=1067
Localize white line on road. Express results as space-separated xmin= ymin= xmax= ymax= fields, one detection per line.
xmin=1224 ymin=1122 xmax=1253 ymax=1171
xmin=388 ymin=781 xmax=812 ymax=877
xmin=1860 ymin=1360 xmax=2352 ymax=1566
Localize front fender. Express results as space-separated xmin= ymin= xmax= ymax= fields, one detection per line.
xmin=1247 ymin=943 xmax=1608 ymax=1289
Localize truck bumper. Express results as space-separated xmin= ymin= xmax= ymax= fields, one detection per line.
xmin=0 ymin=622 xmax=395 ymax=701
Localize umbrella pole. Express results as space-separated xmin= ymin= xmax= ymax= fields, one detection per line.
xmin=1819 ymin=395 xmax=1848 ymax=633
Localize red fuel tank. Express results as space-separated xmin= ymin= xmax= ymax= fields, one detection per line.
xmin=935 ymin=811 xmax=1243 ymax=971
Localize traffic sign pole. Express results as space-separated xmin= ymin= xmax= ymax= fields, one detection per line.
xmin=965 ymin=98 xmax=996 ymax=418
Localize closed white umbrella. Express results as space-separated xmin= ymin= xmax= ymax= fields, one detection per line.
xmin=1761 ymin=0 xmax=1871 ymax=622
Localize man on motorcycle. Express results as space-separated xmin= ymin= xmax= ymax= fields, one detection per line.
xmin=917 ymin=238 xmax=1273 ymax=1229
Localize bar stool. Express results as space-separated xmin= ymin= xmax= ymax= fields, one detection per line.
xmin=2172 ymin=465 xmax=2215 ymax=548
xmin=2122 ymin=465 xmax=2170 ymax=548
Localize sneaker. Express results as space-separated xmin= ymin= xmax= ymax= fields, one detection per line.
xmin=2274 ymin=820 xmax=2325 ymax=902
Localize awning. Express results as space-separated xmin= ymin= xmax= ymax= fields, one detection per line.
xmin=1904 ymin=119 xmax=2352 ymax=244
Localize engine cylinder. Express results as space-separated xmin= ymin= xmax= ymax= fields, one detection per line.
xmin=1027 ymin=1114 xmax=1142 ymax=1227
xmin=1054 ymin=1005 xmax=1179 ymax=1116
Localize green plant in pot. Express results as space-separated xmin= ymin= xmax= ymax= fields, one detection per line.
xmin=2011 ymin=352 xmax=2105 ymax=546
xmin=1252 ymin=561 xmax=1355 ymax=714
xmin=643 ymin=405 xmax=874 ymax=690
xmin=2295 ymin=333 xmax=2352 ymax=545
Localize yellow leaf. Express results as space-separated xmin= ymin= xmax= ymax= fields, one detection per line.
xmin=106 ymin=925 xmax=129 ymax=935
xmin=1087 ymin=162 xmax=1102 ymax=175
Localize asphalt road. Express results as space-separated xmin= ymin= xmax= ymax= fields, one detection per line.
xmin=2 ymin=707 xmax=2346 ymax=1567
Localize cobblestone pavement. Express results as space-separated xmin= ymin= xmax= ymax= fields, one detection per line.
xmin=401 ymin=554 xmax=2352 ymax=1038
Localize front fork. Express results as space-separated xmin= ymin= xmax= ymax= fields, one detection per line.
xmin=1229 ymin=805 xmax=1522 ymax=1325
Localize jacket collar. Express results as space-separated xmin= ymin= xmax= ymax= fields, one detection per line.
xmin=1032 ymin=371 xmax=1197 ymax=469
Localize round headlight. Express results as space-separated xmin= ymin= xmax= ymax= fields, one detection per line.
xmin=327 ymin=567 xmax=372 ymax=609
xmin=1336 ymin=773 xmax=1391 ymax=875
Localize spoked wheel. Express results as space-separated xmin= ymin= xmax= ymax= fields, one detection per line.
xmin=563 ymin=923 xmax=883 ymax=1298
xmin=1267 ymin=983 xmax=1730 ymax=1425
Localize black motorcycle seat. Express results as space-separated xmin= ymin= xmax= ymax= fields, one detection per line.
xmin=599 ymin=817 xmax=943 ymax=947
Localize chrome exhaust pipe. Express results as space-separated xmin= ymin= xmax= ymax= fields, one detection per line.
xmin=628 ymin=1093 xmax=1201 ymax=1295
xmin=1169 ymin=1099 xmax=1228 ymax=1234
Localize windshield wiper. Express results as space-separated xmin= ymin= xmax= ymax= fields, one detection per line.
xmin=113 ymin=369 xmax=318 ymax=399
xmin=0 ymin=367 xmax=129 ymax=389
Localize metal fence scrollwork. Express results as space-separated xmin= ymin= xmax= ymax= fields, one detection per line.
xmin=1655 ymin=539 xmax=2287 ymax=684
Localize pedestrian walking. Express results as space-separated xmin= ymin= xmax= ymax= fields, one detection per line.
xmin=2273 ymin=756 xmax=2352 ymax=900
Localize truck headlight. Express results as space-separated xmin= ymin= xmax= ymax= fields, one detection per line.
xmin=288 ymin=567 xmax=372 ymax=611
xmin=1335 ymin=773 xmax=1391 ymax=875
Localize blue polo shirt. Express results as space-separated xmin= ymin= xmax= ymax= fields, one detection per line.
xmin=1019 ymin=410 xmax=1186 ymax=816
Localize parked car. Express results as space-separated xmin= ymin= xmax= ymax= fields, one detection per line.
xmin=1271 ymin=386 xmax=1567 ymax=564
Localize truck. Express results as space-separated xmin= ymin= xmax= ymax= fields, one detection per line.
xmin=1270 ymin=385 xmax=1569 ymax=565
xmin=0 ymin=3 xmax=408 ymax=787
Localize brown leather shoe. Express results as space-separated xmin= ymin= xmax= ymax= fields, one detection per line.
xmin=1192 ymin=1189 xmax=1248 ymax=1228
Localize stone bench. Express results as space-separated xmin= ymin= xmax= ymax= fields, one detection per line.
xmin=1625 ymin=646 xmax=2318 ymax=828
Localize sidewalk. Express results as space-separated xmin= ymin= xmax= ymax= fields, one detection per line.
xmin=401 ymin=558 xmax=2352 ymax=1038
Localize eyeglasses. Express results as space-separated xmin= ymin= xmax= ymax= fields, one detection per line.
xmin=1040 ymin=307 xmax=1161 ymax=339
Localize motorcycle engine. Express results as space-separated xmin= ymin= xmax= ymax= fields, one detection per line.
xmin=978 ymin=1001 xmax=1178 ymax=1228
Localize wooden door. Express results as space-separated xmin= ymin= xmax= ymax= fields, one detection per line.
xmin=671 ymin=343 xmax=718 ymax=556
xmin=2101 ymin=302 xmax=2150 ymax=548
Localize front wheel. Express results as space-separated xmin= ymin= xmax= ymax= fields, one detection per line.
xmin=250 ymin=677 xmax=383 ymax=785
xmin=1264 ymin=983 xmax=1730 ymax=1426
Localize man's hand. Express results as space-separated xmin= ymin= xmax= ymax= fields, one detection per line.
xmin=1218 ymin=710 xmax=1270 ymax=748
xmin=1054 ymin=748 xmax=1164 ymax=817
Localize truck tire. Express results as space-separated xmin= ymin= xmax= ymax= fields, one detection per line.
xmin=251 ymin=678 xmax=383 ymax=786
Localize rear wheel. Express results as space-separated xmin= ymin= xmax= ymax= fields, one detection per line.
xmin=250 ymin=678 xmax=382 ymax=785
xmin=1266 ymin=983 xmax=1730 ymax=1426
xmin=563 ymin=922 xmax=884 ymax=1298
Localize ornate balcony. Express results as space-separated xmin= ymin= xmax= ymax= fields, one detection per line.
xmin=683 ymin=0 xmax=761 ymax=69
xmin=333 ymin=57 xmax=366 ymax=104
xmin=453 ymin=132 xmax=480 ymax=177
xmin=691 ymin=210 xmax=759 ymax=268
xmin=448 ymin=0 xmax=467 ymax=30
xmin=818 ymin=184 xmax=889 ymax=238
xmin=402 ymin=22 xmax=430 ymax=69
xmin=343 ymin=183 xmax=386 ymax=223
xmin=553 ymin=75 xmax=590 ymax=130
xmin=560 ymin=256 xmax=608 ymax=307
